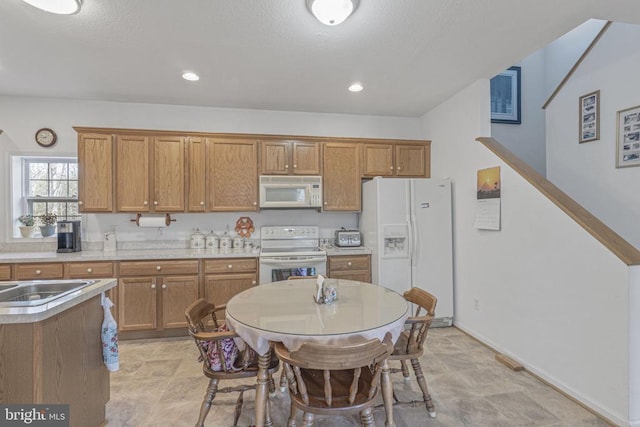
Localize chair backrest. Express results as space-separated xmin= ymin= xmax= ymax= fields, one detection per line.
xmin=402 ymin=288 xmax=437 ymax=352
xmin=275 ymin=334 xmax=393 ymax=408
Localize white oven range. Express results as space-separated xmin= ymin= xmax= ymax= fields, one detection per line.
xmin=259 ymin=226 xmax=327 ymax=284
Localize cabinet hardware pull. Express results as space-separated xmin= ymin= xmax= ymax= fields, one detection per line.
xmin=143 ymin=201 xmax=148 ymax=205
xmin=390 ymin=166 xmax=394 ymax=170
xmin=78 ymin=201 xmax=84 ymax=205
xmin=200 ymin=201 xmax=204 ymax=206
xmin=228 ymin=264 xmax=233 ymax=269
xmin=285 ymin=164 xmax=289 ymax=169
xmin=347 ymin=262 xmax=352 ymax=266
xmin=151 ymin=284 xmax=156 ymax=289
xmin=156 ymin=266 xmax=162 ymax=271
xmin=252 ymin=280 xmax=256 ymax=285
xmin=324 ymin=201 xmax=328 ymax=205
xmin=293 ymin=164 xmax=297 ymax=168
xmin=397 ymin=166 xmax=401 ymax=170
xmin=87 ymin=268 xmax=93 ymax=273
xmin=162 ymin=284 xmax=167 ymax=289
xmin=35 ymin=270 xmax=41 ymax=275
xmin=154 ymin=201 xmax=158 ymax=205
xmin=253 ymin=201 xmax=257 ymax=206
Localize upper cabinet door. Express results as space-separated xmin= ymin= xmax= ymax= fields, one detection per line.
xmin=322 ymin=142 xmax=361 ymax=211
xmin=186 ymin=137 xmax=207 ymax=212
xmin=77 ymin=133 xmax=113 ymax=212
xmin=361 ymin=144 xmax=394 ymax=177
xmin=152 ymin=136 xmax=185 ymax=212
xmin=291 ymin=141 xmax=320 ymax=175
xmin=207 ymin=138 xmax=258 ymax=211
xmin=395 ymin=144 xmax=430 ymax=177
xmin=116 ymin=135 xmax=150 ymax=212
xmin=260 ymin=140 xmax=320 ymax=175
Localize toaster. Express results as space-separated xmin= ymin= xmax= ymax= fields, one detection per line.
xmin=334 ymin=229 xmax=362 ymax=247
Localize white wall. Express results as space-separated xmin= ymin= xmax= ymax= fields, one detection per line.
xmin=421 ymin=81 xmax=633 ymax=425
xmin=491 ymin=51 xmax=547 ymax=176
xmin=0 ymin=96 xmax=421 ymax=250
xmin=546 ymin=22 xmax=640 ymax=250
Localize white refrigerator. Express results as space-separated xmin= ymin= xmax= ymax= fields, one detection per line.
xmin=359 ymin=177 xmax=453 ymax=327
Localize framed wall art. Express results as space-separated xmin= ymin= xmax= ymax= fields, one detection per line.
xmin=579 ymin=90 xmax=599 ymax=143
xmin=616 ymin=105 xmax=640 ymax=168
xmin=490 ymin=66 xmax=521 ymax=124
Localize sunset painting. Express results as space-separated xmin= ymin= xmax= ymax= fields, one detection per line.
xmin=477 ymin=166 xmax=501 ymax=199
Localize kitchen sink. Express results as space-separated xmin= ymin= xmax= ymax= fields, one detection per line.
xmin=0 ymin=280 xmax=96 ymax=306
xmin=0 ymin=284 xmax=18 ymax=291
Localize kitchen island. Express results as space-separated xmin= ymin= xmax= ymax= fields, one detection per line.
xmin=0 ymin=278 xmax=117 ymax=427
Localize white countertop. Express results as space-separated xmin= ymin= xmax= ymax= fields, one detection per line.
xmin=325 ymin=246 xmax=371 ymax=256
xmin=0 ymin=278 xmax=117 ymax=323
xmin=0 ymin=248 xmax=260 ymax=263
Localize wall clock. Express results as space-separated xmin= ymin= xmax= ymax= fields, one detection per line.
xmin=35 ymin=128 xmax=57 ymax=147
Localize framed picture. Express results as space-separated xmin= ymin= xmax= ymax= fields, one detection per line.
xmin=579 ymin=90 xmax=600 ymax=143
xmin=616 ymin=105 xmax=640 ymax=168
xmin=490 ymin=66 xmax=521 ymax=124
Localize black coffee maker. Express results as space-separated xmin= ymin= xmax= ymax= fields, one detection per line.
xmin=57 ymin=220 xmax=82 ymax=253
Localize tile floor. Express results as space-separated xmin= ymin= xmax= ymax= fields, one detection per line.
xmin=105 ymin=327 xmax=612 ymax=426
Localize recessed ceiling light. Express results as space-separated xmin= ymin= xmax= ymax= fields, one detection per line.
xmin=21 ymin=0 xmax=82 ymax=15
xmin=348 ymin=83 xmax=364 ymax=92
xmin=182 ymin=72 xmax=200 ymax=82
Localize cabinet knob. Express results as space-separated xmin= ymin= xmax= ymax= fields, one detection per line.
xmin=324 ymin=201 xmax=328 ymax=205
xmin=390 ymin=166 xmax=394 ymax=170
xmin=293 ymin=164 xmax=297 ymax=168
xmin=200 ymin=201 xmax=205 ymax=206
xmin=252 ymin=280 xmax=256 ymax=285
xmin=253 ymin=201 xmax=257 ymax=206
xmin=154 ymin=201 xmax=158 ymax=205
xmin=78 ymin=201 xmax=84 ymax=205
xmin=285 ymin=164 xmax=289 ymax=169
xmin=35 ymin=269 xmax=41 ymax=275
xmin=151 ymin=284 xmax=156 ymax=289
xmin=87 ymin=268 xmax=93 ymax=273
xmin=143 ymin=201 xmax=148 ymax=205
xmin=397 ymin=166 xmax=401 ymax=170
xmin=156 ymin=265 xmax=162 ymax=271
xmin=347 ymin=262 xmax=352 ymax=266
xmin=162 ymin=284 xmax=167 ymax=289
xmin=228 ymin=264 xmax=233 ymax=269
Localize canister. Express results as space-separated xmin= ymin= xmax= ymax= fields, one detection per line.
xmin=233 ymin=236 xmax=244 ymax=249
xmin=219 ymin=233 xmax=232 ymax=250
xmin=205 ymin=231 xmax=219 ymax=250
xmin=189 ymin=229 xmax=205 ymax=249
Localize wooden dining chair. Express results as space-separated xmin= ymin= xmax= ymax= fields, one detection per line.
xmin=185 ymin=298 xmax=279 ymax=427
xmin=287 ymin=275 xmax=318 ymax=280
xmin=274 ymin=334 xmax=393 ymax=427
xmin=388 ymin=287 xmax=438 ymax=417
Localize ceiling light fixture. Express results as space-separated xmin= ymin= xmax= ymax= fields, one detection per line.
xmin=21 ymin=0 xmax=82 ymax=15
xmin=306 ymin=0 xmax=359 ymax=26
xmin=182 ymin=72 xmax=200 ymax=82
xmin=348 ymin=83 xmax=363 ymax=92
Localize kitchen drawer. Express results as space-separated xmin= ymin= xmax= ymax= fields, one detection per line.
xmin=66 ymin=262 xmax=115 ymax=278
xmin=328 ymin=255 xmax=370 ymax=271
xmin=119 ymin=260 xmax=199 ymax=276
xmin=204 ymin=258 xmax=257 ymax=274
xmin=0 ymin=264 xmax=11 ymax=280
xmin=15 ymin=263 xmax=64 ymax=280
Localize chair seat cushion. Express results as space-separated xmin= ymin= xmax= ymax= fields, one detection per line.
xmin=201 ymin=324 xmax=239 ymax=371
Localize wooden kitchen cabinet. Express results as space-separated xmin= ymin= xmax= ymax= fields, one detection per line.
xmin=260 ymin=140 xmax=320 ymax=175
xmin=203 ymin=258 xmax=257 ymax=317
xmin=322 ymin=142 xmax=361 ymax=211
xmin=0 ymin=264 xmax=11 ymax=280
xmin=186 ymin=136 xmax=207 ymax=212
xmin=116 ymin=134 xmax=186 ymax=212
xmin=118 ymin=260 xmax=198 ymax=333
xmin=65 ymin=261 xmax=115 ymax=279
xmin=362 ymin=142 xmax=430 ymax=178
xmin=206 ymin=138 xmax=259 ymax=211
xmin=15 ymin=263 xmax=64 ymax=280
xmin=116 ymin=134 xmax=150 ymax=212
xmin=327 ymin=254 xmax=371 ymax=282
xmin=77 ymin=132 xmax=114 ymax=212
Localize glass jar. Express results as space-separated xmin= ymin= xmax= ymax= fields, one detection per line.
xmin=189 ymin=229 xmax=205 ymax=249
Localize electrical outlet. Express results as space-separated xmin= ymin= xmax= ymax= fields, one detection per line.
xmin=473 ymin=298 xmax=480 ymax=311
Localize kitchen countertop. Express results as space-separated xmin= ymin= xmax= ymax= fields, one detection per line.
xmin=325 ymin=246 xmax=371 ymax=256
xmin=0 ymin=248 xmax=260 ymax=263
xmin=0 ymin=277 xmax=117 ymax=323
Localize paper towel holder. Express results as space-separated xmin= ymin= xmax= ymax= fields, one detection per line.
xmin=130 ymin=213 xmax=176 ymax=227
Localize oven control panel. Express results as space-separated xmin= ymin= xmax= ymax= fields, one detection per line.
xmin=261 ymin=226 xmax=319 ymax=240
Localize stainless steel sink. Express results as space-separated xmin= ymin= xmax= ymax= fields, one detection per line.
xmin=0 ymin=284 xmax=18 ymax=291
xmin=0 ymin=280 xmax=96 ymax=306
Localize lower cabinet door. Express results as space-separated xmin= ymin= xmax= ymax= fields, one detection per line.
xmin=161 ymin=275 xmax=199 ymax=329
xmin=118 ymin=277 xmax=157 ymax=331
xmin=204 ymin=273 xmax=257 ymax=318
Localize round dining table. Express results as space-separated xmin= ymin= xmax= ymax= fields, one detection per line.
xmin=226 ymin=278 xmax=409 ymax=427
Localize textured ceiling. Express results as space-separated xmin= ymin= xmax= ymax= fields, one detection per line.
xmin=2 ymin=0 xmax=640 ymax=117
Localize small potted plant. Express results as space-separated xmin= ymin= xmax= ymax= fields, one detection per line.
xmin=18 ymin=214 xmax=36 ymax=238
xmin=38 ymin=212 xmax=58 ymax=237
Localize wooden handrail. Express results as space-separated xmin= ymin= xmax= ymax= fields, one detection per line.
xmin=477 ymin=136 xmax=640 ymax=266
xmin=542 ymin=21 xmax=611 ymax=110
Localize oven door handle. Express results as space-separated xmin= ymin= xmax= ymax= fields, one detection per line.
xmin=260 ymin=256 xmax=327 ymax=265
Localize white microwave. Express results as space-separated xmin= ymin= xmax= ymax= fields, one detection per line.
xmin=259 ymin=175 xmax=322 ymax=209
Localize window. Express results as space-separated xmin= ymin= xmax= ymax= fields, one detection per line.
xmin=23 ymin=157 xmax=80 ymax=221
